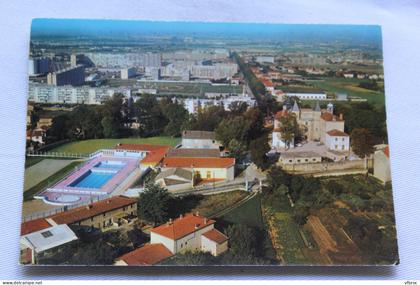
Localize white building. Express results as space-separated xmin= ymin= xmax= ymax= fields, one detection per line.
xmin=285 ymin=93 xmax=327 ymax=100
xmin=279 ymin=151 xmax=322 ymax=165
xmin=256 ymin=55 xmax=275 ymax=64
xmin=28 ymin=83 xmax=131 ymax=104
xmin=150 ymin=214 xmax=228 ymax=255
xmin=325 ymin=129 xmax=350 ymax=152
xmin=183 ymin=96 xmax=256 ymax=114
xmin=121 ymin=67 xmax=136 ymax=79
xmin=181 ymin=130 xmax=220 ymax=149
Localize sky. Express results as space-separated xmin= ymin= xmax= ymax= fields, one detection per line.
xmin=31 ymin=19 xmax=382 ymax=45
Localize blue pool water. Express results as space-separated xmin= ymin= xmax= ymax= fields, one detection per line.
xmin=94 ymin=161 xmax=125 ymax=169
xmin=69 ymin=170 xmax=115 ymax=188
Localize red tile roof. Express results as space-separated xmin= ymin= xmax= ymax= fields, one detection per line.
xmin=202 ymin=229 xmax=228 ymax=244
xmin=261 ymin=79 xmax=274 ymax=87
xmin=383 ymin=146 xmax=390 ymax=158
xmin=150 ymin=213 xmax=215 ymax=240
xmin=21 ymin=218 xmax=51 ymax=236
xmin=321 ymin=112 xmax=343 ymax=122
xmin=162 ymin=157 xmax=235 ymax=168
xmin=50 ymin=196 xmax=137 ymax=225
xmin=275 ymin=110 xmax=289 ymax=120
xmin=114 ymin=144 xmax=171 ymax=165
xmin=326 ymin=129 xmax=348 ymax=137
xmin=117 ymin=243 xmax=173 ymax=265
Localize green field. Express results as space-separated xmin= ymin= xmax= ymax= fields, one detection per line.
xmin=50 ymin=137 xmax=180 ymax=154
xmin=24 ymin=161 xmax=82 ymax=201
xmin=220 ymin=194 xmax=264 ymax=228
xmin=108 ymin=80 xmax=243 ymax=97
xmin=309 ymin=78 xmax=385 ymax=106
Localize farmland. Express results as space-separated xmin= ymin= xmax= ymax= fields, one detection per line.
xmin=262 ymin=174 xmax=398 ymax=265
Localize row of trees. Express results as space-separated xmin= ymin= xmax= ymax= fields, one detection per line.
xmin=47 ymin=94 xmax=189 ymax=142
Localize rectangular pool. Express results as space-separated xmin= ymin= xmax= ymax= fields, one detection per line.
xmin=69 ymin=170 xmax=115 ymax=188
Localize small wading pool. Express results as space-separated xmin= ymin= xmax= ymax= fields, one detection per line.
xmin=69 ymin=170 xmax=115 ymax=188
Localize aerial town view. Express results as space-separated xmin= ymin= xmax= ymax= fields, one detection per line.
xmin=21 ymin=19 xmax=398 ymax=266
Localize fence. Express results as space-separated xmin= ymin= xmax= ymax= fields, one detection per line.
xmin=280 ymin=159 xmax=370 ymax=175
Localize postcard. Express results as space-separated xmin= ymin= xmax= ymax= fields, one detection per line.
xmin=21 ymin=19 xmax=398 ymax=266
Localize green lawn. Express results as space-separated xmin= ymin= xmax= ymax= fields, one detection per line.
xmin=309 ymin=78 xmax=385 ymax=106
xmin=24 ymin=161 xmax=83 ymax=201
xmin=50 ymin=137 xmax=180 ymax=154
xmin=220 ymin=194 xmax=264 ymax=228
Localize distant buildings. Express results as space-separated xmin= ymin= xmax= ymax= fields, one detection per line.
xmin=255 ymin=55 xmax=275 ymax=64
xmin=121 ymin=67 xmax=137 ymax=79
xmin=86 ymin=52 xmax=161 ymax=68
xmin=28 ymin=57 xmax=51 ymax=75
xmin=183 ymin=95 xmax=256 ymax=114
xmin=47 ymin=65 xmax=85 ymax=86
xmin=28 ymin=82 xmax=131 ymax=104
xmin=285 ymin=92 xmax=327 ymax=101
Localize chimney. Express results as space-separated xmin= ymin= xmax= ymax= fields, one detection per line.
xmin=195 ymin=223 xmax=200 ymax=229
xmin=195 ymin=211 xmax=199 ymax=217
xmin=179 ymin=214 xmax=183 ymax=219
xmin=204 ymin=218 xmax=207 ymax=224
xmin=169 ymin=218 xmax=173 ymax=225
xmin=86 ymin=205 xmax=92 ymax=210
xmin=106 ymin=200 xmax=110 ymax=204
xmin=339 ymin=113 xmax=343 ymax=120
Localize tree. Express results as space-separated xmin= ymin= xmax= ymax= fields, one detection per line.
xmin=183 ymin=105 xmax=227 ymax=131
xmin=265 ymin=166 xmax=291 ymax=195
xmin=137 ymin=183 xmax=171 ymax=225
xmin=249 ymin=135 xmax=270 ymax=169
xmin=134 ymin=94 xmax=167 ymax=137
xmin=160 ymin=100 xmax=188 ymax=137
xmin=215 ymin=116 xmax=252 ymax=159
xmin=278 ymin=112 xmax=298 ymax=150
xmin=224 ymin=224 xmax=257 ymax=257
xmin=350 ymin=128 xmax=375 ymax=158
xmin=48 ymin=114 xmax=69 ymax=141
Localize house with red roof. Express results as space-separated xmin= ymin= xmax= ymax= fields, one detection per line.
xmin=115 ymin=213 xmax=228 ymax=265
xmin=161 ymin=156 xmax=235 ymax=183
xmin=114 ymin=143 xmax=171 ymax=169
xmin=325 ymin=129 xmax=350 ymax=153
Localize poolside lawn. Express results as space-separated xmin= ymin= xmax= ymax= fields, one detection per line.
xmin=24 ymin=161 xmax=83 ymax=201
xmin=50 ymin=137 xmax=180 ymax=154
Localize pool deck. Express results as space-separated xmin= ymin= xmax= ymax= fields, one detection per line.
xmin=35 ymin=155 xmax=139 ymax=205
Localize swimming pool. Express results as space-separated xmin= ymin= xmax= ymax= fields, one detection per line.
xmin=69 ymin=170 xmax=115 ymax=188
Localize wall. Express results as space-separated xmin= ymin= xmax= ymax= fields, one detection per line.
xmin=280 ymin=159 xmax=367 ymax=174
xmin=181 ymin=138 xmax=219 ymax=149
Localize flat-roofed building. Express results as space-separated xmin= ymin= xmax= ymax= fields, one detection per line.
xmin=47 ymin=65 xmax=85 ymax=86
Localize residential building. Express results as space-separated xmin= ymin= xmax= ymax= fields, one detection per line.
xmin=115 ymin=213 xmax=228 ymax=265
xmin=255 ymin=55 xmax=275 ymax=64
xmin=183 ymin=96 xmax=256 ymax=114
xmin=115 ymin=243 xmax=173 ymax=266
xmin=47 ymin=65 xmax=85 ymax=86
xmin=181 ymin=130 xmax=220 ymax=149
xmin=161 ymin=157 xmax=235 ymax=182
xmin=28 ymin=57 xmax=51 ymax=75
xmin=155 ymin=168 xmax=193 ymax=191
xmin=373 ymin=145 xmax=391 ymax=184
xmin=325 ymin=129 xmax=350 ymax=152
xmin=47 ymin=196 xmax=138 ymax=231
xmin=121 ymin=67 xmax=136 ymax=79
xmin=20 ymin=218 xmax=77 ymax=264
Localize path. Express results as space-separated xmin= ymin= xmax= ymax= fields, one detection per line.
xmin=24 ymin=159 xmax=79 ymax=191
